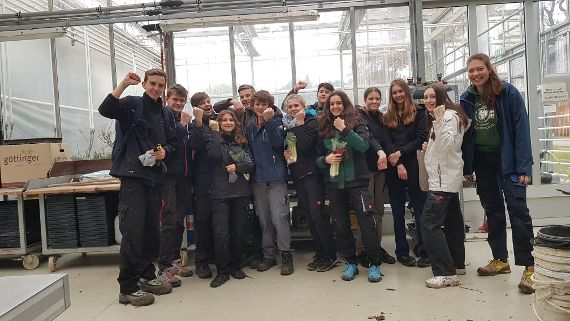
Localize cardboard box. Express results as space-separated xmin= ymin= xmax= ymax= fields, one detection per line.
xmin=0 ymin=143 xmax=70 ymax=187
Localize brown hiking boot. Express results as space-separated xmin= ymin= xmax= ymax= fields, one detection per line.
xmin=119 ymin=290 xmax=154 ymax=306
xmin=139 ymin=278 xmax=172 ymax=295
xmin=477 ymin=259 xmax=511 ymax=276
xmin=518 ymin=268 xmax=535 ymax=294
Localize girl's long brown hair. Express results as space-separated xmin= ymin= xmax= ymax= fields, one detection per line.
xmin=429 ymin=83 xmax=469 ymax=129
xmin=217 ymin=110 xmax=248 ymax=146
xmin=318 ymin=90 xmax=359 ymax=138
xmin=467 ymin=53 xmax=503 ymax=109
xmin=382 ymin=79 xmax=416 ymax=128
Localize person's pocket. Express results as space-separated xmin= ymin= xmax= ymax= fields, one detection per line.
xmin=360 ymin=190 xmax=375 ymax=214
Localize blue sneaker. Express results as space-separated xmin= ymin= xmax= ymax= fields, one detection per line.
xmin=341 ymin=264 xmax=359 ymax=281
xmin=368 ymin=265 xmax=382 ymax=283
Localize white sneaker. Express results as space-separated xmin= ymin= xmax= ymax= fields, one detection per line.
xmin=425 ymin=275 xmax=460 ymax=289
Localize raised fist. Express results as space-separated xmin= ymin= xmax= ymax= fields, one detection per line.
xmin=122 ymin=72 xmax=141 ymax=86
xmin=294 ymin=110 xmax=305 ymax=124
xmin=333 ymin=117 xmax=346 ymax=131
xmin=193 ymin=107 xmax=204 ymax=120
xmin=294 ymin=80 xmax=307 ymax=92
xmin=434 ymin=105 xmax=445 ymax=121
xmin=262 ymin=108 xmax=275 ymax=122
xmin=180 ymin=111 xmax=191 ymax=126
xmin=209 ymin=120 xmax=220 ymax=132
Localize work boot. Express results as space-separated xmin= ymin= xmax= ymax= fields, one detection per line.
xmin=139 ymin=278 xmax=172 ymax=295
xmin=157 ymin=269 xmax=181 ymax=287
xmin=518 ymin=267 xmax=535 ymax=294
xmin=168 ymin=259 xmax=193 ymax=277
xmin=477 ymin=259 xmax=511 ymax=276
xmin=118 ymin=290 xmax=154 ymax=306
xmin=257 ymin=258 xmax=277 ymax=272
xmin=397 ymin=255 xmax=417 ymax=267
xmin=229 ymin=269 xmax=247 ymax=279
xmin=280 ymin=251 xmax=294 ymax=276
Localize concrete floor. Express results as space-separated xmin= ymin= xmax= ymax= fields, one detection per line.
xmin=0 ymin=232 xmax=536 ymax=321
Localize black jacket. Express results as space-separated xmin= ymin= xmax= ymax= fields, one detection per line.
xmin=191 ymin=113 xmax=217 ymax=194
xmin=206 ymin=132 xmax=254 ymax=200
xmin=380 ymin=106 xmax=428 ymax=190
xmin=358 ymin=108 xmax=385 ymax=172
xmin=285 ymin=116 xmax=321 ymax=180
xmin=99 ymin=93 xmax=176 ymax=183
xmin=165 ymin=110 xmax=193 ymax=179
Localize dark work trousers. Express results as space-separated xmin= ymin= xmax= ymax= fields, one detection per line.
xmin=389 ymin=187 xmax=428 ymax=258
xmin=328 ymin=186 xmax=382 ymax=266
xmin=244 ymin=202 xmax=262 ymax=261
xmin=117 ymin=177 xmax=161 ymax=294
xmin=158 ymin=175 xmax=192 ymax=272
xmin=294 ymin=174 xmax=336 ymax=260
xmin=474 ymin=152 xmax=534 ymax=267
xmin=356 ymin=172 xmax=387 ymax=253
xmin=194 ymin=193 xmax=214 ymax=267
xmin=421 ymin=192 xmax=465 ymax=276
xmin=211 ymin=197 xmax=249 ymax=274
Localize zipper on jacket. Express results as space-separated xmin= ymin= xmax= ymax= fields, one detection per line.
xmin=438 ymin=164 xmax=442 ymax=187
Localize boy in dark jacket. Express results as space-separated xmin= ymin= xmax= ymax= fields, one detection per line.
xmin=157 ymin=84 xmax=194 ymax=287
xmin=98 ymin=69 xmax=176 ymax=306
xmin=246 ymin=90 xmax=294 ymax=275
xmin=188 ymin=92 xmax=218 ymax=279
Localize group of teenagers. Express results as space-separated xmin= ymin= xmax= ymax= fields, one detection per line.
xmin=99 ymin=52 xmax=536 ymax=307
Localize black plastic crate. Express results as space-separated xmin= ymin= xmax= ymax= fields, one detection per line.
xmin=45 ymin=195 xmax=79 ymax=249
xmin=76 ymin=192 xmax=117 ymax=247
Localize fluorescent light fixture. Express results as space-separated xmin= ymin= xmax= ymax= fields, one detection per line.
xmin=0 ymin=27 xmax=67 ymax=42
xmin=161 ymin=10 xmax=319 ymax=32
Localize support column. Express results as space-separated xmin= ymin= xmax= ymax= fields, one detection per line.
xmin=524 ymin=0 xmax=542 ymax=184
xmin=467 ymin=4 xmax=479 ymax=56
xmin=409 ymin=0 xmax=425 ymax=82
xmin=48 ymin=0 xmax=61 ymax=138
xmin=289 ymin=22 xmax=297 ymax=92
xmin=163 ymin=31 xmax=176 ymax=86
xmin=350 ymin=7 xmax=358 ymax=104
xmin=229 ymin=27 xmax=237 ymax=97
xmin=107 ymin=0 xmax=117 ymax=88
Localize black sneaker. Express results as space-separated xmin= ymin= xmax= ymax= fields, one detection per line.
xmin=397 ymin=255 xmax=417 ymax=267
xmin=316 ymin=257 xmax=338 ymax=272
xmin=307 ymin=256 xmax=321 ymax=271
xmin=416 ymin=257 xmax=431 ymax=268
xmin=380 ymin=247 xmax=396 ymax=264
xmin=210 ymin=273 xmax=230 ymax=288
xmin=229 ymin=269 xmax=247 ymax=279
xmin=257 ymin=258 xmax=277 ymax=272
xmin=196 ymin=264 xmax=213 ymax=279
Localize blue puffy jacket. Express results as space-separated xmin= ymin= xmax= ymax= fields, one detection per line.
xmin=460 ymin=82 xmax=533 ymax=177
xmin=245 ymin=106 xmax=287 ymax=183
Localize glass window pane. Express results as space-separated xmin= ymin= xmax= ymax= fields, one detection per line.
xmin=356 ymin=7 xmax=411 ymax=103
xmin=174 ymin=27 xmax=232 ymax=103
xmin=423 ymin=7 xmax=468 ymax=84
xmin=1 ymin=39 xmax=55 ymax=140
xmin=539 ymin=0 xmax=570 ymax=184
xmin=294 ymin=11 xmax=351 ymax=105
xmin=233 ymin=23 xmax=291 ymax=106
